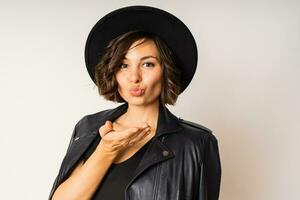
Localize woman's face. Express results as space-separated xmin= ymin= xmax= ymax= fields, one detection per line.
xmin=115 ymin=38 xmax=163 ymax=106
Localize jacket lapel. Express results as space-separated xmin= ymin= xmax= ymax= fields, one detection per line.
xmin=61 ymin=132 xmax=97 ymax=176
xmin=61 ymin=103 xmax=129 ymax=180
xmin=125 ymin=102 xmax=183 ymax=191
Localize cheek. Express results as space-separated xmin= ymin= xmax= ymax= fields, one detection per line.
xmin=145 ymin=71 xmax=163 ymax=89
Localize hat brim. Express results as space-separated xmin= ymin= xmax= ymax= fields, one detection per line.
xmin=85 ymin=5 xmax=198 ymax=94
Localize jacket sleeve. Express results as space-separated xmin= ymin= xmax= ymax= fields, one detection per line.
xmin=48 ymin=121 xmax=79 ymax=200
xmin=198 ymin=133 xmax=222 ymax=200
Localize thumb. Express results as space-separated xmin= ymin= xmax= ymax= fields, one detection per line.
xmin=99 ymin=120 xmax=113 ymax=138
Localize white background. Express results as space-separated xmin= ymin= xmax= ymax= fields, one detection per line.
xmin=0 ymin=0 xmax=299 ymax=199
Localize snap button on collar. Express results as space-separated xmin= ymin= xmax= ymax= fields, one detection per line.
xmin=74 ymin=136 xmax=80 ymax=141
xmin=162 ymin=150 xmax=169 ymax=157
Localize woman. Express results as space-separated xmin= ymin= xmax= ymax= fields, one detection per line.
xmin=49 ymin=5 xmax=221 ymax=200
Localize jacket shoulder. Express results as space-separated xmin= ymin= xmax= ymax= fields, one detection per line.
xmin=178 ymin=118 xmax=212 ymax=133
xmin=178 ymin=118 xmax=218 ymax=142
xmin=85 ymin=107 xmax=113 ymax=123
xmin=74 ymin=107 xmax=114 ymax=137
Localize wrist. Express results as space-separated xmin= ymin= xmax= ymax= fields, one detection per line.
xmin=95 ymin=144 xmax=117 ymax=162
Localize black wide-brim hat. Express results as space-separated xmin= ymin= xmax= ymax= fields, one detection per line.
xmin=85 ymin=5 xmax=198 ymax=94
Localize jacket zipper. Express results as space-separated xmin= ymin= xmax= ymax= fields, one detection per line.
xmin=153 ymin=160 xmax=163 ymax=200
xmin=153 ymin=136 xmax=165 ymax=199
xmin=124 ymin=136 xmax=166 ymax=200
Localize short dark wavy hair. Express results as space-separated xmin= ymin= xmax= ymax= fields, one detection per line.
xmin=94 ymin=30 xmax=182 ymax=106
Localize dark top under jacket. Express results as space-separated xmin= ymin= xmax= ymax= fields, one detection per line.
xmin=82 ymin=136 xmax=153 ymax=200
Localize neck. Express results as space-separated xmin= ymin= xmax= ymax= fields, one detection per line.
xmin=119 ymin=100 xmax=160 ymax=130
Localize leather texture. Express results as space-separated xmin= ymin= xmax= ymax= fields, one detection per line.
xmin=48 ymin=102 xmax=221 ymax=200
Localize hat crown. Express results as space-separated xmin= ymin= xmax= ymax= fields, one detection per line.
xmin=85 ymin=5 xmax=198 ymax=94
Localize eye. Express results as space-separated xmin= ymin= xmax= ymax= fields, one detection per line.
xmin=143 ymin=62 xmax=155 ymax=67
xmin=119 ymin=63 xmax=128 ymax=69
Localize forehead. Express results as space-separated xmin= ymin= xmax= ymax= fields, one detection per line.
xmin=124 ymin=39 xmax=159 ymax=58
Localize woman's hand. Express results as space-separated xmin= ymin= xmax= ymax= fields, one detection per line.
xmin=96 ymin=120 xmax=151 ymax=161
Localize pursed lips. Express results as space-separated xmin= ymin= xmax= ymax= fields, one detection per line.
xmin=129 ymin=87 xmax=145 ymax=96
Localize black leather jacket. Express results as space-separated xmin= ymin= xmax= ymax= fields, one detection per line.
xmin=48 ymin=102 xmax=221 ymax=200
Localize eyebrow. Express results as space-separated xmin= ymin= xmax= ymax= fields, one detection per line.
xmin=123 ymin=56 xmax=159 ymax=61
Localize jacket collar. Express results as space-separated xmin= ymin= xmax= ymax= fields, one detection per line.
xmin=91 ymin=101 xmax=183 ymax=138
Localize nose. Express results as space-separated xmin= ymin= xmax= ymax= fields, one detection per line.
xmin=129 ymin=66 xmax=141 ymax=83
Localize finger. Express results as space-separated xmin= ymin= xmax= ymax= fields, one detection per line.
xmin=127 ymin=127 xmax=151 ymax=146
xmin=106 ymin=120 xmax=113 ymax=128
xmin=134 ymin=126 xmax=152 ymax=141
xmin=119 ymin=126 xmax=144 ymax=141
xmin=136 ymin=122 xmax=150 ymax=129
xmin=114 ymin=122 xmax=150 ymax=142
xmin=126 ymin=126 xmax=151 ymax=144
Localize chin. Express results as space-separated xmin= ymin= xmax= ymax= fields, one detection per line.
xmin=121 ymin=96 xmax=145 ymax=105
xmin=121 ymin=92 xmax=160 ymax=106
xmin=127 ymin=98 xmax=147 ymax=105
